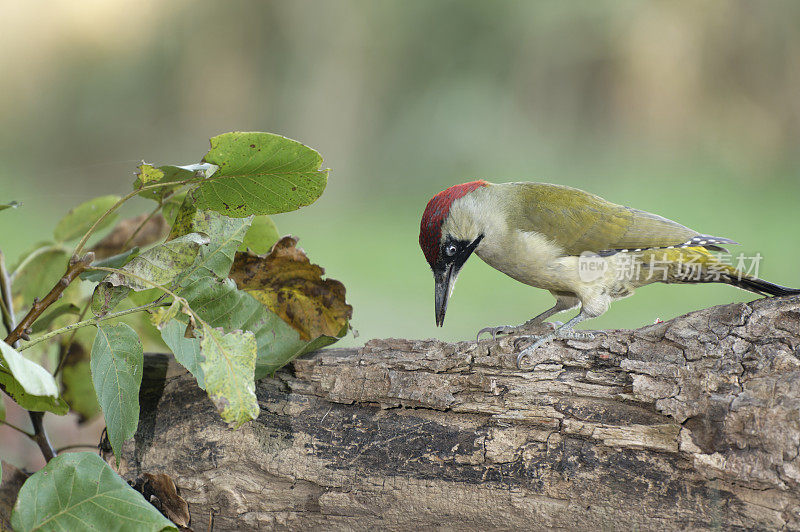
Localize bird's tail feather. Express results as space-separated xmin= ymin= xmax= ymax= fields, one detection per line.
xmin=722 ymin=274 xmax=800 ymax=297
xmin=638 ymin=247 xmax=800 ymax=297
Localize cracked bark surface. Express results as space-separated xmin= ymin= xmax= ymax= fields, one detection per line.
xmin=118 ymin=296 xmax=800 ymax=530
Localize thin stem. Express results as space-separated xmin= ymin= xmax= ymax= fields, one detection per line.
xmin=73 ymin=178 xmax=201 ymax=256
xmin=120 ymin=201 xmax=164 ymax=250
xmin=0 ymin=419 xmax=35 ymax=439
xmin=119 ymin=186 xmax=181 ymax=253
xmin=89 ymin=267 xmax=207 ymax=336
xmin=18 ymin=300 xmax=162 ymax=352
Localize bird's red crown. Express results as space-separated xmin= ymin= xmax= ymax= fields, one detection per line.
xmin=419 ymin=180 xmax=488 ymax=266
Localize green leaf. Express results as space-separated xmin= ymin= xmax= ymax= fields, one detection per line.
xmin=238 ymin=215 xmax=279 ymax=254
xmin=11 ymin=453 xmax=177 ymax=532
xmin=0 ymin=340 xmax=59 ymax=398
xmin=91 ymin=283 xmax=131 ymax=317
xmin=54 ymin=195 xmax=121 ymax=242
xmin=127 ymin=287 xmax=162 ymax=306
xmin=0 ymin=340 xmax=67 ymax=414
xmin=11 ymin=246 xmax=69 ymax=306
xmin=61 ymin=356 xmax=101 ymax=422
xmin=102 ymin=232 xmax=210 ymax=291
xmin=0 ymin=200 xmax=20 ymax=211
xmin=0 ymin=370 xmax=68 ymax=414
xmin=168 ymin=200 xmax=252 ymax=284
xmin=160 ymin=319 xmax=204 ymax=389
xmin=162 ymin=192 xmax=187 ymax=226
xmin=134 ymin=163 xmax=195 ymax=201
xmin=90 ymin=323 xmax=143 ymax=462
xmin=0 ymin=385 xmax=5 ymax=421
xmin=199 ymin=324 xmax=258 ymax=427
xmin=193 ymin=132 xmax=328 ymax=217
xmin=80 ymin=247 xmax=140 ymax=282
xmin=178 ymin=276 xmax=310 ymax=379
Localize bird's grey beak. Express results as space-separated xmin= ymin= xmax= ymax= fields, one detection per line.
xmin=434 ymin=265 xmax=455 ymax=327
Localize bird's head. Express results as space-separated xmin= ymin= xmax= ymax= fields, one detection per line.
xmin=419 ymin=180 xmax=489 ymax=327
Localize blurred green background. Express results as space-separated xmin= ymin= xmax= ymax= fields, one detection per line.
xmin=1 ymin=0 xmax=799 ymax=350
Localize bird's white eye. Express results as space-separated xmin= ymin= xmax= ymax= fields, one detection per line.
xmin=445 ymin=244 xmax=457 ymax=257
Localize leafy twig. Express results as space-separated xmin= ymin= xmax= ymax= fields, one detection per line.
xmin=0 ymin=248 xmax=67 ymax=463
xmin=0 ymin=180 xmax=191 ymax=464
xmin=87 ymin=266 xmax=202 ymax=326
xmin=51 ymin=197 xmax=171 ymax=377
xmin=19 ymin=301 xmax=162 ymax=352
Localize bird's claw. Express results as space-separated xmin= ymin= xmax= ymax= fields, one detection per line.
xmin=516 ymin=336 xmax=551 ymax=368
xmin=477 ymin=321 xmax=562 ymax=342
xmin=476 ymin=325 xmax=515 ymax=342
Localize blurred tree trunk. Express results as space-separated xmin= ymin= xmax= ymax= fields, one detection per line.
xmin=115 ymin=296 xmax=800 ymax=531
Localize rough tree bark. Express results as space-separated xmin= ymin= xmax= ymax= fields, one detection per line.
xmin=117 ymin=296 xmax=800 ymax=531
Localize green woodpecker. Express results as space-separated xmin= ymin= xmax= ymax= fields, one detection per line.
xmin=418 ymin=181 xmax=799 ymax=367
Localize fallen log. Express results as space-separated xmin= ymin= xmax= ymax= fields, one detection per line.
xmin=117 ymin=296 xmax=800 ymax=530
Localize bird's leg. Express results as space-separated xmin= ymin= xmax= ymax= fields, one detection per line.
xmin=516 ymin=312 xmax=595 ymax=368
xmin=476 ymin=295 xmax=579 ymax=341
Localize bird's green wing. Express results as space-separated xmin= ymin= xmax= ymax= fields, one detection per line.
xmin=503 ymin=182 xmax=702 ymax=255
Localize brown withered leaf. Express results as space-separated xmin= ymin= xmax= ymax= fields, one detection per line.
xmin=229 ymin=236 xmax=352 ymax=341
xmin=131 ymin=472 xmax=191 ymax=529
xmin=91 ymin=213 xmax=169 ymax=259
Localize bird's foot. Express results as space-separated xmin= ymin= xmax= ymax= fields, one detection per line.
xmin=476 ymin=325 xmax=515 ymax=341
xmin=476 ymin=321 xmax=559 ymax=342
xmin=516 ymin=329 xmax=596 ymax=369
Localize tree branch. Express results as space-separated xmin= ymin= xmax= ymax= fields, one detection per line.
xmin=117 ymin=296 xmax=800 ymax=530
xmin=27 ymin=412 xmax=55 ymax=462
xmin=4 ymin=252 xmax=94 ymax=347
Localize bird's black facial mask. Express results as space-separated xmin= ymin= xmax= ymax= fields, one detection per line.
xmin=434 ymin=234 xmax=483 ymax=327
